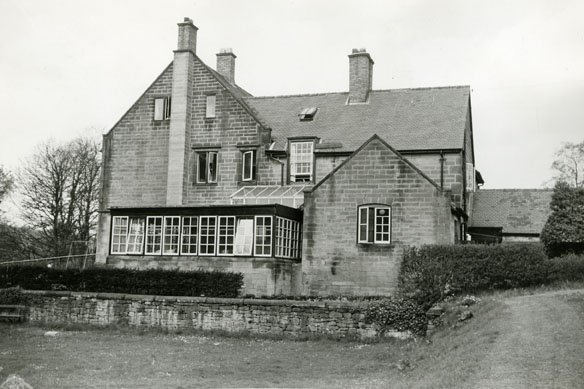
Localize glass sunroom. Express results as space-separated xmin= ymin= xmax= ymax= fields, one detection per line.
xmin=108 ymin=204 xmax=303 ymax=261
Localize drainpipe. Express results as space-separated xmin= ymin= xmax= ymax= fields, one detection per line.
xmin=439 ymin=151 xmax=445 ymax=189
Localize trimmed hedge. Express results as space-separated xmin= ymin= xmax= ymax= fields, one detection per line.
xmin=399 ymin=243 xmax=562 ymax=309
xmin=0 ymin=267 xmax=244 ymax=298
xmin=364 ymin=297 xmax=427 ymax=336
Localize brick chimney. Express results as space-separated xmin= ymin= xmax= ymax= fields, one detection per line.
xmin=348 ymin=48 xmax=374 ymax=104
xmin=216 ymin=48 xmax=236 ymax=84
xmin=167 ymin=18 xmax=197 ymax=206
xmin=177 ymin=17 xmax=198 ymax=53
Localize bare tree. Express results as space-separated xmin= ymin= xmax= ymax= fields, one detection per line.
xmin=0 ymin=165 xmax=13 ymax=206
xmin=552 ymin=141 xmax=584 ymax=188
xmin=17 ymin=137 xmax=101 ymax=257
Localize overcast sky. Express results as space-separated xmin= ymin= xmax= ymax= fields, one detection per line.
xmin=1 ymin=0 xmax=584 ymax=204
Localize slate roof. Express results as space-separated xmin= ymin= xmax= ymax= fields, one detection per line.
xmin=245 ymin=86 xmax=470 ymax=152
xmin=469 ymin=189 xmax=553 ymax=234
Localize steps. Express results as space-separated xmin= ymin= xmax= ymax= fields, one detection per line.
xmin=0 ymin=305 xmax=27 ymax=322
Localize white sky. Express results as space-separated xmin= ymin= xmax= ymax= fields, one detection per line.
xmin=1 ymin=0 xmax=584 ymax=199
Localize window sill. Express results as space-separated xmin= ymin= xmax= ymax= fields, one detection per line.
xmin=238 ymin=180 xmax=257 ymax=186
xmin=193 ymin=182 xmax=218 ymax=186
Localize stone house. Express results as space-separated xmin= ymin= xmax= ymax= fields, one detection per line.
xmin=96 ymin=18 xmax=479 ymax=296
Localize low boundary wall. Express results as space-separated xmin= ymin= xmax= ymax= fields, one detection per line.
xmin=21 ymin=291 xmax=407 ymax=339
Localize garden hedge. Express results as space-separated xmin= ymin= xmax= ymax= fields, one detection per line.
xmin=398 ymin=243 xmax=584 ymax=309
xmin=0 ymin=267 xmax=244 ymax=298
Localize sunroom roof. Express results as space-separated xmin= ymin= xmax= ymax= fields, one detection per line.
xmin=231 ymin=185 xmax=307 ymax=208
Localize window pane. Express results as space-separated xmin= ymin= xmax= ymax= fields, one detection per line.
xmin=199 ymin=216 xmax=216 ymax=255
xmin=290 ymin=142 xmax=313 ymax=182
xmin=198 ymin=153 xmax=207 ymax=183
xmin=206 ymin=95 xmax=216 ymax=118
xmin=154 ymin=98 xmax=164 ymax=120
xmin=126 ymin=217 xmax=145 ymax=254
xmin=111 ymin=216 xmax=129 ymax=254
xmin=218 ymin=216 xmax=235 ymax=255
xmin=242 ymin=151 xmax=253 ymax=181
xmin=358 ymin=207 xmax=368 ymax=243
xmin=145 ymin=217 xmax=163 ymax=254
xmin=255 ymin=216 xmax=272 ymax=256
xmin=163 ymin=216 xmax=180 ymax=254
xmin=374 ymin=207 xmax=391 ymax=243
xmin=234 ymin=218 xmax=254 ymax=255
xmin=181 ymin=216 xmax=198 ymax=255
xmin=209 ymin=152 xmax=218 ymax=183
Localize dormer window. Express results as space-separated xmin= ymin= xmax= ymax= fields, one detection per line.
xmin=154 ymin=97 xmax=171 ymax=120
xmin=290 ymin=141 xmax=313 ymax=183
xmin=298 ymin=107 xmax=318 ymax=121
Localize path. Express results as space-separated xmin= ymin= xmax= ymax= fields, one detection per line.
xmin=471 ymin=289 xmax=584 ymax=389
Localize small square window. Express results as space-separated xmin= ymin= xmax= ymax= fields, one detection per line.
xmin=206 ymin=95 xmax=216 ymax=118
xmin=154 ymin=97 xmax=171 ymax=120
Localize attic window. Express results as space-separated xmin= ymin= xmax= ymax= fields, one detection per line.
xmin=298 ymin=107 xmax=318 ymax=121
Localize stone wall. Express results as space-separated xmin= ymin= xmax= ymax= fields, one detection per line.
xmin=22 ymin=291 xmax=398 ymax=339
xmin=107 ymin=256 xmax=301 ymax=297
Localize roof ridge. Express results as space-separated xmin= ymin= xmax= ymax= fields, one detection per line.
xmin=478 ymin=188 xmax=553 ymax=191
xmin=246 ymin=91 xmax=348 ymax=100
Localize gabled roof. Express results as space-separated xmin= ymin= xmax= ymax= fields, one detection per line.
xmin=308 ymin=134 xmax=443 ymax=193
xmin=245 ymin=86 xmax=470 ymax=152
xmin=469 ymin=189 xmax=553 ymax=234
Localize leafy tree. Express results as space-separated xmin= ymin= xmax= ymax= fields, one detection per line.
xmin=17 ymin=137 xmax=101 ymax=257
xmin=540 ymin=181 xmax=584 ymax=257
xmin=552 ymin=141 xmax=584 ymax=188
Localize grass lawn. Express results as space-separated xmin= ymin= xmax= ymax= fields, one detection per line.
xmin=2 ymin=283 xmax=582 ymax=388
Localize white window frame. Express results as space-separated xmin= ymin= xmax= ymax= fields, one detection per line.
xmin=374 ymin=207 xmax=391 ymax=244
xmin=218 ymin=216 xmax=236 ymax=256
xmin=242 ymin=150 xmax=255 ymax=182
xmin=358 ymin=205 xmax=391 ymax=245
xmin=111 ymin=216 xmax=129 ymax=254
xmin=126 ymin=217 xmax=145 ymax=254
xmin=145 ymin=216 xmax=163 ymax=254
xmin=197 ymin=151 xmax=218 ymax=184
xmin=254 ymin=216 xmax=272 ymax=257
xmin=290 ymin=141 xmax=313 ymax=183
xmin=199 ymin=216 xmax=217 ymax=256
xmin=154 ymin=97 xmax=171 ymax=120
xmin=162 ymin=216 xmax=181 ymax=255
xmin=358 ymin=207 xmax=369 ymax=243
xmin=206 ymin=95 xmax=216 ymax=118
xmin=180 ymin=216 xmax=198 ymax=255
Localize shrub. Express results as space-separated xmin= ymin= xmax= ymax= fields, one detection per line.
xmin=0 ymin=287 xmax=31 ymax=305
xmin=540 ymin=181 xmax=584 ymax=257
xmin=547 ymin=254 xmax=584 ymax=283
xmin=364 ymin=297 xmax=427 ymax=336
xmin=0 ymin=267 xmax=244 ymax=298
xmin=398 ymin=243 xmax=549 ymax=309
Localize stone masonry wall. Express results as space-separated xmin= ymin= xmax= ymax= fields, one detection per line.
xmin=302 ymin=138 xmax=453 ymax=296
xmin=23 ymin=291 xmax=394 ymax=339
xmin=106 ymin=256 xmax=301 ymax=297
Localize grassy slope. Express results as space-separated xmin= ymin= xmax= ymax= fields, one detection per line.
xmin=0 ymin=296 xmax=509 ymax=389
